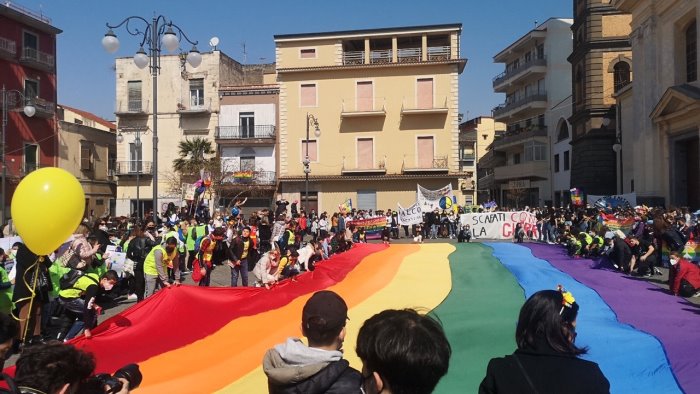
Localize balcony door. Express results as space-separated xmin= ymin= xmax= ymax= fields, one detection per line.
xmin=417 ymin=136 xmax=434 ymax=168
xmin=129 ymin=142 xmax=142 ymax=173
xmin=240 ymin=112 xmax=255 ymax=138
xmin=357 ymin=138 xmax=373 ymax=169
xmin=23 ymin=144 xmax=38 ymax=174
xmin=357 ymin=81 xmax=373 ymax=111
xmin=417 ymin=78 xmax=434 ymax=109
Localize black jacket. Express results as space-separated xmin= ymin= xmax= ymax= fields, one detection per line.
xmin=268 ymin=359 xmax=361 ymax=394
xmin=479 ymin=346 xmax=610 ymax=394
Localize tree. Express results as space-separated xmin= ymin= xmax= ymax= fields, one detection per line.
xmin=172 ymin=137 xmax=217 ymax=177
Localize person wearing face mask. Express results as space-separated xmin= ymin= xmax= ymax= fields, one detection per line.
xmin=227 ymin=226 xmax=256 ymax=287
xmin=143 ymin=237 xmax=180 ymax=298
xmin=668 ymin=251 xmax=700 ymax=297
xmin=57 ymin=270 xmax=118 ymax=340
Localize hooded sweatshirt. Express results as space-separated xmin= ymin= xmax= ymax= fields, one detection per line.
xmin=263 ymin=338 xmax=361 ymax=394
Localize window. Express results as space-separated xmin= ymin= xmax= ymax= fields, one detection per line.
xmin=416 ymin=78 xmax=434 ymax=109
xmin=513 ymin=153 xmax=521 ymax=165
xmin=127 ymin=81 xmax=142 ymax=111
xmin=686 ymin=20 xmax=697 ymax=82
xmin=417 ymin=136 xmax=434 ymax=168
xmin=557 ymin=122 xmax=569 ymax=142
xmin=563 ymin=150 xmax=570 ymax=171
xmin=74 ymin=118 xmax=83 ymax=125
xmin=80 ymin=142 xmax=92 ymax=171
xmin=465 ymin=195 xmax=474 ymax=205
xmin=24 ymin=144 xmax=38 ymax=174
xmin=524 ymin=142 xmax=546 ymax=161
xmin=302 ymin=139 xmax=318 ymax=162
xmin=460 ymin=143 xmax=475 ymax=167
xmin=574 ymin=65 xmax=583 ymax=106
xmin=536 ymin=44 xmax=544 ymax=59
xmin=129 ymin=142 xmax=142 ymax=173
xmin=24 ymin=79 xmax=38 ymax=105
xmin=300 ymin=48 xmax=316 ymax=58
xmin=356 ymin=81 xmax=373 ymax=111
xmin=357 ymin=138 xmax=374 ymax=169
xmin=554 ymin=154 xmax=560 ymax=173
xmin=300 ymin=83 xmax=317 ymax=107
xmin=240 ymin=156 xmax=255 ymax=171
xmin=189 ymin=78 xmax=205 ymax=107
xmin=239 ymin=112 xmax=255 ymax=138
xmin=613 ymin=62 xmax=631 ymax=91
xmin=357 ymin=190 xmax=377 ymax=211
xmin=23 ymin=31 xmax=38 ymax=50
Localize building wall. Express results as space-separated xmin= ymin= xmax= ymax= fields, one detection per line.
xmin=220 ymin=103 xmax=275 ymax=127
xmin=220 ymin=146 xmax=275 ymax=172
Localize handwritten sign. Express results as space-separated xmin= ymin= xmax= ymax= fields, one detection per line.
xmin=459 ymin=211 xmax=538 ymax=240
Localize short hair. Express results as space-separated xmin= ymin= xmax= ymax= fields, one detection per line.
xmin=101 ymin=270 xmax=119 ymax=282
xmin=515 ymin=290 xmax=586 ymax=356
xmin=356 ymin=309 xmax=451 ymax=394
xmin=14 ymin=342 xmax=95 ymax=393
xmin=164 ymin=236 xmax=178 ymax=245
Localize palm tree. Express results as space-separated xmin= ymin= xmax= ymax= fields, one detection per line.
xmin=172 ymin=137 xmax=216 ymax=176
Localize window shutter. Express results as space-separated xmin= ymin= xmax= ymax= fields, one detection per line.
xmin=416 ymin=78 xmax=433 ymax=109
xmin=357 ymin=81 xmax=373 ymax=111
xmin=357 ymin=138 xmax=373 ymax=169
xmin=300 ymin=84 xmax=317 ymax=107
xmin=417 ymin=137 xmax=434 ymax=168
xmin=81 ymin=144 xmax=91 ymax=170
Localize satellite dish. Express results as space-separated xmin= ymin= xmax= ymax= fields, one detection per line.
xmin=209 ymin=36 xmax=220 ymax=50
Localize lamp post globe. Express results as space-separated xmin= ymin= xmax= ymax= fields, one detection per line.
xmin=133 ymin=48 xmax=149 ymax=69
xmin=22 ymin=105 xmax=35 ymax=118
xmin=101 ymin=29 xmax=120 ymax=53
xmin=186 ymin=46 xmax=202 ymax=68
xmin=162 ymin=27 xmax=179 ymax=52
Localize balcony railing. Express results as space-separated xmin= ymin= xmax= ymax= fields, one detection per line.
xmin=340 ymin=98 xmax=386 ymax=117
xmin=493 ymin=160 xmax=548 ymax=181
xmin=0 ymin=37 xmax=17 ymax=58
xmin=342 ymin=50 xmax=364 ymax=65
xmin=116 ymin=100 xmax=149 ymax=115
xmin=397 ymin=47 xmax=421 ymax=63
xmin=370 ymin=49 xmax=392 ymax=64
xmin=427 ymin=45 xmax=451 ymax=61
xmin=493 ymin=93 xmax=547 ymax=118
xmin=177 ymin=97 xmax=212 ymax=114
xmin=493 ymin=126 xmax=548 ymax=150
xmin=341 ymin=157 xmax=387 ymax=174
xmin=401 ymin=97 xmax=449 ymax=115
xmin=20 ymin=47 xmax=54 ymax=71
xmin=493 ymin=56 xmax=547 ymax=88
xmin=402 ymin=155 xmax=448 ymax=172
xmin=115 ymin=161 xmax=153 ymax=175
xmin=215 ymin=125 xmax=276 ymax=140
xmin=222 ymin=170 xmax=276 ymax=186
xmin=30 ymin=97 xmax=55 ymax=118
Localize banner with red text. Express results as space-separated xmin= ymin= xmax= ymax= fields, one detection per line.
xmin=345 ymin=216 xmax=386 ymax=239
xmin=459 ymin=211 xmax=538 ymax=240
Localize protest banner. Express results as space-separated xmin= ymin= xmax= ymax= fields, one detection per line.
xmin=397 ymin=202 xmax=422 ymax=226
xmin=587 ymin=192 xmax=637 ymax=209
xmin=346 ymin=216 xmax=386 ymax=240
xmin=417 ymin=184 xmax=455 ymax=211
xmin=459 ymin=211 xmax=538 ymax=240
xmin=661 ymin=240 xmax=700 ymax=264
xmin=182 ymin=183 xmax=197 ymax=201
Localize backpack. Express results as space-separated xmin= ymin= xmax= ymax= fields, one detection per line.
xmin=59 ymin=269 xmax=98 ymax=291
xmin=666 ymin=229 xmax=686 ymax=252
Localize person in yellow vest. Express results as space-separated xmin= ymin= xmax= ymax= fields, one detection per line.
xmin=144 ymin=237 xmax=180 ymax=298
xmin=57 ymin=270 xmax=118 ymax=340
xmin=164 ymin=225 xmax=185 ymax=281
xmin=197 ymin=228 xmax=224 ymax=287
xmin=227 ymin=226 xmax=256 ymax=287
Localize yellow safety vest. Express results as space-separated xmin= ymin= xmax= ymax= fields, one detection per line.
xmin=58 ymin=273 xmax=99 ymax=299
xmin=144 ymin=245 xmax=177 ymax=276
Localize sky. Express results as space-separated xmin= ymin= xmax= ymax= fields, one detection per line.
xmin=12 ymin=0 xmax=572 ymax=122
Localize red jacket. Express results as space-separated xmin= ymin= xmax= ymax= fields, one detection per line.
xmin=670 ymin=258 xmax=700 ymax=295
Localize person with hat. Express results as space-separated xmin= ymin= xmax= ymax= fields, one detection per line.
xmin=263 ymin=290 xmax=361 ymax=393
xmin=227 ymin=226 xmax=256 ymax=287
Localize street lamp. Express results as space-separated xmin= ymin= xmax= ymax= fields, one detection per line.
xmin=102 ymin=16 xmax=200 ymax=225
xmin=1 ymin=85 xmax=36 ymax=225
xmin=117 ymin=128 xmax=148 ymax=220
xmin=304 ymin=113 xmax=320 ymax=212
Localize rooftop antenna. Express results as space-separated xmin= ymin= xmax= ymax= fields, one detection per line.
xmin=209 ymin=36 xmax=220 ymax=51
xmin=534 ymin=20 xmax=538 ymax=27
xmin=241 ymin=42 xmax=247 ymax=64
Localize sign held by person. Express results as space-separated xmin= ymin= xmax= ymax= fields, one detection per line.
xmin=397 ymin=202 xmax=422 ymax=226
xmin=459 ymin=211 xmax=538 ymax=240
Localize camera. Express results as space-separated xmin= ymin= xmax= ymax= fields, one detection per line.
xmin=80 ymin=364 xmax=142 ymax=394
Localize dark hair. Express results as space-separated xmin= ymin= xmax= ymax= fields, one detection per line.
xmin=0 ymin=313 xmax=18 ymax=344
xmin=356 ymin=309 xmax=451 ymax=394
xmin=164 ymin=236 xmax=178 ymax=245
xmin=101 ymin=270 xmax=119 ymax=282
xmin=14 ymin=342 xmax=95 ymax=393
xmin=515 ymin=290 xmax=586 ymax=356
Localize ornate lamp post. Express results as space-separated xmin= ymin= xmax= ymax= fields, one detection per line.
xmin=304 ymin=113 xmax=320 ymax=212
xmin=1 ymin=86 xmax=36 ymax=224
xmin=102 ymin=15 xmax=201 ymax=224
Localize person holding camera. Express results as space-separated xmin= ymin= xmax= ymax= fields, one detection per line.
xmin=57 ymin=270 xmax=118 ymax=340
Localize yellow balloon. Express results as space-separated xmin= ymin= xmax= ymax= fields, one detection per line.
xmin=11 ymin=167 xmax=85 ymax=255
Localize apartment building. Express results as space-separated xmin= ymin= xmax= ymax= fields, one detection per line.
xmin=57 ymin=105 xmax=117 ymax=218
xmin=274 ymin=24 xmax=467 ymax=212
xmin=0 ymin=3 xmax=61 ymax=221
xmin=569 ymin=0 xmax=632 ymax=196
xmin=113 ymin=50 xmax=268 ymax=217
xmin=217 ymin=78 xmax=279 ymax=214
xmin=459 ymin=116 xmax=506 ymax=204
xmin=612 ymin=0 xmax=699 ymax=209
xmin=491 ymin=18 xmax=573 ymax=208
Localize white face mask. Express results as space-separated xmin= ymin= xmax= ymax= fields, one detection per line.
xmin=103 ymin=282 xmax=114 ymax=291
xmin=99 ymin=225 xmax=108 ymax=231
xmin=670 ymin=258 xmax=679 ymax=266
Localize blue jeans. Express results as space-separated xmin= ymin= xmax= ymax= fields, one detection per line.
xmin=230 ymin=259 xmax=249 ymax=287
xmin=430 ymin=224 xmax=438 ymax=238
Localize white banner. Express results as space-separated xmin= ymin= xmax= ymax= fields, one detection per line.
xmin=397 ymin=202 xmax=423 ymax=226
xmin=459 ymin=211 xmax=538 ymax=240
xmin=417 ymin=184 xmax=455 ymax=211
xmin=587 ymin=192 xmax=637 ymax=208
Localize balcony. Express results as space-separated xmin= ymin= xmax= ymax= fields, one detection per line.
xmin=341 ymin=157 xmax=386 ymax=175
xmin=177 ymin=97 xmax=212 ymax=115
xmin=493 ymin=160 xmax=548 ymax=181
xmin=30 ymin=97 xmax=55 ymax=118
xmin=222 ymin=170 xmax=276 ymax=186
xmin=370 ymin=49 xmax=392 ymax=64
xmin=115 ymin=100 xmax=149 ymax=116
xmin=493 ymin=127 xmax=548 ymax=151
xmin=401 ymin=97 xmax=449 ymax=116
xmin=397 ymin=47 xmax=421 ymax=63
xmin=115 ymin=161 xmax=153 ymax=176
xmin=0 ymin=37 xmax=16 ymax=59
xmin=215 ymin=125 xmax=276 ymax=145
xmin=478 ymin=172 xmax=495 ymax=189
xmin=427 ymin=45 xmax=451 ymax=61
xmin=20 ymin=47 xmax=55 ymax=71
xmin=342 ymin=46 xmax=454 ymax=66
xmin=342 ymin=50 xmax=364 ymax=65
xmin=493 ymin=56 xmax=547 ymax=91
xmin=478 ymin=150 xmax=506 ymax=170
xmin=492 ymin=93 xmax=547 ymax=121
xmin=340 ymin=99 xmax=386 ymax=118
xmin=402 ymin=155 xmax=448 ymax=173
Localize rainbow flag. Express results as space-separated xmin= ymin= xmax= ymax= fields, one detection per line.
xmin=36 ymin=243 xmax=695 ymax=393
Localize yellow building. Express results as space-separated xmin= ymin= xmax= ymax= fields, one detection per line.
xmin=459 ymin=116 xmax=506 ymax=204
xmin=274 ymin=24 xmax=467 ymax=213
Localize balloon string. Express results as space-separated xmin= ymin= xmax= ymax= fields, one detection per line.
xmin=11 ymin=256 xmax=42 ymax=343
